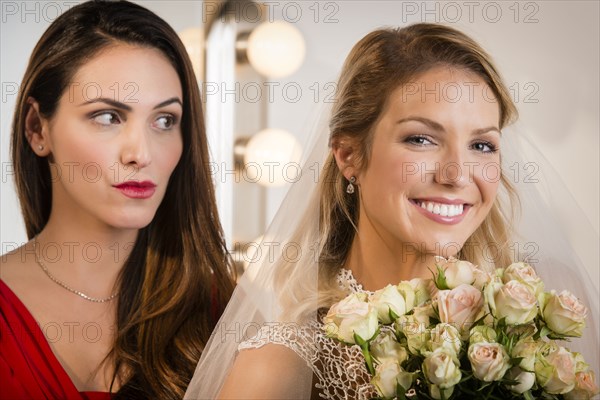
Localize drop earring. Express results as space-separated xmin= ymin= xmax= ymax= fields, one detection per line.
xmin=346 ymin=176 xmax=356 ymax=194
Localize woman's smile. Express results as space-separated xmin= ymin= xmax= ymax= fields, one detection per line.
xmin=409 ymin=198 xmax=472 ymax=225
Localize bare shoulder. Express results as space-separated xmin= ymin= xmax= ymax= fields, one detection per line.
xmin=0 ymin=241 xmax=49 ymax=315
xmin=0 ymin=241 xmax=36 ymax=288
xmin=218 ymin=343 xmax=311 ymax=399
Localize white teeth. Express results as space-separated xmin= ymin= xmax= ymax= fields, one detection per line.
xmin=417 ymin=201 xmax=464 ymax=217
xmin=440 ymin=204 xmax=448 ymax=216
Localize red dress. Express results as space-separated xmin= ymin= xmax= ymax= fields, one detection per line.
xmin=0 ymin=280 xmax=111 ymax=400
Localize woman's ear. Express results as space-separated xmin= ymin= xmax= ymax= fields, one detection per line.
xmin=331 ymin=136 xmax=359 ymax=181
xmin=24 ymin=97 xmax=51 ymax=156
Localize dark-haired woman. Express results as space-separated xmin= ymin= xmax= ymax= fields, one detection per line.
xmin=0 ymin=1 xmax=234 ymax=399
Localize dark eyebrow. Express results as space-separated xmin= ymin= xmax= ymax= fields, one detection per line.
xmin=154 ymin=97 xmax=183 ymax=109
xmin=79 ymin=97 xmax=183 ymax=111
xmin=80 ymin=98 xmax=132 ymax=111
xmin=397 ymin=116 xmax=501 ymax=136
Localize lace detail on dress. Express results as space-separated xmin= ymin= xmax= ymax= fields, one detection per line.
xmin=239 ymin=269 xmax=377 ymax=399
xmin=335 ymin=268 xmax=373 ymax=295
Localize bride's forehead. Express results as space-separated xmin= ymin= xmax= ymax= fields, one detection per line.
xmin=389 ymin=68 xmax=493 ymax=102
xmin=378 ymin=74 xmax=499 ymax=125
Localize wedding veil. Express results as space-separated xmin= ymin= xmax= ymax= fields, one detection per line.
xmin=185 ymin=106 xmax=330 ymax=399
xmin=500 ymin=125 xmax=599 ymax=375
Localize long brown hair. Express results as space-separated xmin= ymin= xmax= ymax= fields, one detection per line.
xmin=10 ymin=1 xmax=235 ymax=398
xmin=319 ymin=24 xmax=519 ymax=298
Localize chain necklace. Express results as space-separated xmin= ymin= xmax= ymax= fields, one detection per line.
xmin=33 ymin=236 xmax=118 ymax=303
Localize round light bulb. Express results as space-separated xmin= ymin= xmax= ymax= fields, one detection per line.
xmin=246 ymin=21 xmax=305 ymax=78
xmin=244 ymin=129 xmax=302 ymax=187
xmin=178 ymin=27 xmax=204 ymax=78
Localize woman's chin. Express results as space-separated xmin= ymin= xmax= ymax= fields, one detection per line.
xmin=416 ymin=237 xmax=467 ymax=259
xmin=107 ymin=213 xmax=156 ymax=231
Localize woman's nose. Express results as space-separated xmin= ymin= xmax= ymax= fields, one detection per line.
xmin=433 ymin=146 xmax=469 ymax=188
xmin=119 ymin=124 xmax=152 ymax=169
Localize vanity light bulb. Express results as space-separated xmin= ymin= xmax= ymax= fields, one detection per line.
xmin=244 ymin=128 xmax=302 ymax=187
xmin=247 ymin=21 xmax=306 ymax=78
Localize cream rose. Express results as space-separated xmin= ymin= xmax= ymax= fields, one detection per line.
xmin=469 ymin=325 xmax=497 ymax=345
xmin=468 ymin=342 xmax=511 ymax=382
xmin=540 ymin=290 xmax=588 ymax=337
xmin=323 ymin=292 xmax=378 ymax=344
xmin=506 ymin=366 xmax=536 ymax=394
xmin=429 ymin=323 xmax=461 ymax=356
xmin=412 ymin=304 xmax=434 ymax=327
xmin=535 ymin=345 xmax=576 ymax=394
xmin=565 ymin=370 xmax=600 ymax=400
xmin=441 ymin=257 xmax=475 ymax=289
xmin=395 ymin=314 xmax=429 ymax=355
xmin=512 ymin=338 xmax=542 ymax=371
xmin=437 ymin=284 xmax=484 ymax=337
xmin=371 ymin=284 xmax=412 ymax=324
xmin=423 ymin=348 xmax=462 ymax=389
xmin=573 ymin=352 xmax=590 ymax=373
xmin=371 ymin=360 xmax=414 ymax=399
xmin=397 ymin=282 xmax=417 ymax=312
xmin=503 ymin=262 xmax=544 ymax=295
xmin=486 ymin=279 xmax=538 ymax=325
xmin=471 ymin=265 xmax=492 ymax=290
xmin=370 ymin=330 xmax=408 ymax=364
xmin=409 ymin=278 xmax=431 ymax=306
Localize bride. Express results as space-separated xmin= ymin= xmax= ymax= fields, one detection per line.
xmin=186 ymin=23 xmax=599 ymax=399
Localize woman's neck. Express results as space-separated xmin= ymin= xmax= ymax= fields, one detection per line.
xmin=344 ymin=218 xmax=436 ymax=291
xmin=34 ymin=215 xmax=138 ymax=295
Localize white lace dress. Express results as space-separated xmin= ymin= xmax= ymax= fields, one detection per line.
xmin=238 ymin=269 xmax=377 ymax=399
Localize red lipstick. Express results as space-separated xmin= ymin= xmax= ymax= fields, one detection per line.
xmin=114 ymin=181 xmax=156 ymax=199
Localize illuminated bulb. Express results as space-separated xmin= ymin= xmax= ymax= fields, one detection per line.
xmin=244 ymin=129 xmax=302 ymax=187
xmin=247 ymin=21 xmax=305 ymax=78
xmin=178 ymin=27 xmax=204 ymax=78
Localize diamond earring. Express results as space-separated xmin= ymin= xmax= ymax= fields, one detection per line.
xmin=346 ymin=176 xmax=356 ymax=194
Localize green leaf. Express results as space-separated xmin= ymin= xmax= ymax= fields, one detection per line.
xmin=523 ymin=391 xmax=535 ymax=400
xmin=389 ymin=308 xmax=400 ymax=322
xmin=472 ymin=312 xmax=490 ymax=327
xmin=355 ymin=332 xmax=376 ymax=375
xmin=440 ymin=387 xmax=447 ymax=400
xmin=434 ymin=264 xmax=450 ymax=290
xmin=396 ymin=383 xmax=407 ymax=400
xmin=539 ymin=326 xmax=552 ymax=340
xmin=354 ymin=332 xmax=367 ymax=347
xmin=496 ymin=317 xmax=507 ymax=329
xmin=509 ymin=356 xmax=524 ymax=367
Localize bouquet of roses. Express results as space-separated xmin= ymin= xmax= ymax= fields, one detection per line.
xmin=323 ymin=258 xmax=599 ymax=399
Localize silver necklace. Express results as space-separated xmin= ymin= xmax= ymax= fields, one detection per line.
xmin=33 ymin=236 xmax=118 ymax=303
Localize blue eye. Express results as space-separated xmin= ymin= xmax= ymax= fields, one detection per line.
xmin=472 ymin=141 xmax=498 ymax=153
xmin=91 ymin=111 xmax=120 ymax=126
xmin=152 ymin=115 xmax=176 ymax=130
xmin=405 ymin=135 xmax=435 ymax=146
